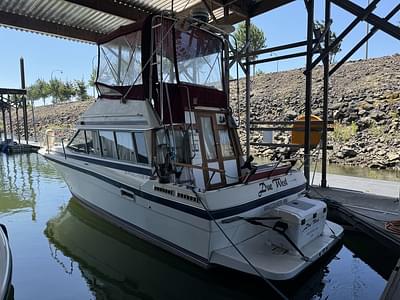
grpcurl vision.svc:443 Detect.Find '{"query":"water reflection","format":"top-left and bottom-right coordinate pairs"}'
top-left (0, 153), bottom-right (61, 219)
top-left (0, 154), bottom-right (396, 300)
top-left (44, 199), bottom-right (347, 299)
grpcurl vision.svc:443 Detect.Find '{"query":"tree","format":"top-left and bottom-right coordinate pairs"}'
top-left (59, 81), bottom-right (76, 102)
top-left (88, 68), bottom-right (97, 97)
top-left (88, 68), bottom-right (97, 87)
top-left (233, 22), bottom-right (266, 76)
top-left (314, 20), bottom-right (342, 63)
top-left (48, 78), bottom-right (63, 104)
top-left (27, 79), bottom-right (50, 105)
top-left (74, 79), bottom-right (89, 101)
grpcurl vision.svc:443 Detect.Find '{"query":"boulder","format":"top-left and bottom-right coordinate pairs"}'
top-left (341, 147), bottom-right (357, 158)
top-left (388, 153), bottom-right (400, 161)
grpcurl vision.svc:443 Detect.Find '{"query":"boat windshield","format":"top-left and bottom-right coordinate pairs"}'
top-left (154, 17), bottom-right (224, 91)
top-left (97, 30), bottom-right (142, 96)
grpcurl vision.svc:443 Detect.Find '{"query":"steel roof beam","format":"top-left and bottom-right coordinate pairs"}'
top-left (250, 0), bottom-right (294, 17)
top-left (0, 88), bottom-right (26, 95)
top-left (329, 3), bottom-right (400, 76)
top-left (331, 0), bottom-right (400, 41)
top-left (0, 10), bottom-right (102, 42)
top-left (64, 0), bottom-right (152, 21)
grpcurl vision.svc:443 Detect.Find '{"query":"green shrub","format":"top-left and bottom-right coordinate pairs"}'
top-left (332, 122), bottom-right (358, 142)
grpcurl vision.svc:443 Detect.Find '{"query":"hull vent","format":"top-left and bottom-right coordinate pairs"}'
top-left (154, 186), bottom-right (175, 196)
top-left (177, 192), bottom-right (198, 203)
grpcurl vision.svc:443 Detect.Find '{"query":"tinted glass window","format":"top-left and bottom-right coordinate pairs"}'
top-left (68, 130), bottom-right (86, 153)
top-left (115, 131), bottom-right (136, 162)
top-left (86, 130), bottom-right (101, 155)
top-left (99, 131), bottom-right (118, 159)
top-left (134, 132), bottom-right (148, 164)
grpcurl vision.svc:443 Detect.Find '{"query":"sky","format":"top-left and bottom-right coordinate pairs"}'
top-left (0, 0), bottom-right (399, 93)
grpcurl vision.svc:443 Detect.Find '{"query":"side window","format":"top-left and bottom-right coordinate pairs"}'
top-left (68, 130), bottom-right (87, 153)
top-left (86, 130), bottom-right (101, 155)
top-left (99, 131), bottom-right (118, 159)
top-left (115, 131), bottom-right (137, 162)
top-left (134, 132), bottom-right (149, 164)
top-left (218, 129), bottom-right (234, 158)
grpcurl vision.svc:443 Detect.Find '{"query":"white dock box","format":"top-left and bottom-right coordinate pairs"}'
top-left (268, 197), bottom-right (327, 249)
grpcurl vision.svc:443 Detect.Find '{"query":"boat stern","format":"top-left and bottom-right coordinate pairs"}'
top-left (210, 218), bottom-right (343, 280)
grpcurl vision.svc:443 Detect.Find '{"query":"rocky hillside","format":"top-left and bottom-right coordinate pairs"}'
top-left (4, 54), bottom-right (400, 170)
top-left (231, 54), bottom-right (400, 170)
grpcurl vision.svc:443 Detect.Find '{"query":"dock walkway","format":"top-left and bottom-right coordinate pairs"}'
top-left (309, 173), bottom-right (400, 299)
top-left (309, 173), bottom-right (400, 249)
top-left (381, 258), bottom-right (400, 300)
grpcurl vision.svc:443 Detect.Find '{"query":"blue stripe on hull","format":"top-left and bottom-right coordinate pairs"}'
top-left (45, 155), bottom-right (306, 220)
top-left (71, 193), bottom-right (210, 268)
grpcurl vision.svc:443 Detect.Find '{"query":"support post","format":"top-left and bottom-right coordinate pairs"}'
top-left (321, 0), bottom-right (331, 188)
top-left (1, 105), bottom-right (7, 141)
top-left (224, 6), bottom-right (230, 105)
top-left (245, 18), bottom-right (251, 158)
top-left (15, 100), bottom-right (21, 144)
top-left (7, 95), bottom-right (13, 142)
top-left (20, 57), bottom-right (28, 144)
top-left (31, 98), bottom-right (37, 142)
top-left (304, 0), bottom-right (314, 186)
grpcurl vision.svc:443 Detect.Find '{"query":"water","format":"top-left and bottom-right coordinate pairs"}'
top-left (0, 154), bottom-right (398, 300)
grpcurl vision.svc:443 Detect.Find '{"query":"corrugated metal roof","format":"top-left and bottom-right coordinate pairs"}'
top-left (0, 0), bottom-right (293, 42)
top-left (0, 0), bottom-right (134, 42)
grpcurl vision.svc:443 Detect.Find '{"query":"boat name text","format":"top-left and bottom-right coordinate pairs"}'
top-left (258, 177), bottom-right (288, 197)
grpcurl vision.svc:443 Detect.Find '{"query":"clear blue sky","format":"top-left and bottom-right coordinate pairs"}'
top-left (0, 0), bottom-right (399, 91)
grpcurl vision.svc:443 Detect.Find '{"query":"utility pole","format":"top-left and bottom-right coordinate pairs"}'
top-left (20, 57), bottom-right (29, 144)
top-left (365, 0), bottom-right (370, 59)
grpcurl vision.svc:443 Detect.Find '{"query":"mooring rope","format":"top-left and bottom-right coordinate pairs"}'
top-left (385, 220), bottom-right (400, 235)
top-left (190, 187), bottom-right (288, 300)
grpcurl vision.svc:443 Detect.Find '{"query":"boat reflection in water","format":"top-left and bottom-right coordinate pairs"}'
top-left (45, 198), bottom-right (341, 300)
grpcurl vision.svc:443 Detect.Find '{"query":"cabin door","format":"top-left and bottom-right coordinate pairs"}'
top-left (197, 112), bottom-right (239, 189)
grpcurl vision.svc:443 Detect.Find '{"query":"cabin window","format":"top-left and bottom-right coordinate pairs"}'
top-left (176, 28), bottom-right (223, 91)
top-left (99, 131), bottom-right (118, 159)
top-left (134, 132), bottom-right (149, 164)
top-left (218, 130), bottom-right (234, 158)
top-left (115, 131), bottom-right (137, 162)
top-left (155, 128), bottom-right (191, 164)
top-left (68, 130), bottom-right (87, 153)
top-left (98, 31), bottom-right (142, 89)
top-left (200, 117), bottom-right (217, 160)
top-left (86, 130), bottom-right (101, 155)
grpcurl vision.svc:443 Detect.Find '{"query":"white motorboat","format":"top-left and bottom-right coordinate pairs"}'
top-left (0, 224), bottom-right (12, 300)
top-left (41, 14), bottom-right (343, 281)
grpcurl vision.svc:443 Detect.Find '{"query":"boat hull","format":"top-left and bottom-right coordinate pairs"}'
top-left (43, 151), bottom-right (343, 280)
top-left (0, 224), bottom-right (12, 300)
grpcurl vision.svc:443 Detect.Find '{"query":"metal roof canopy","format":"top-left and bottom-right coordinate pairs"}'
top-left (0, 0), bottom-right (293, 43)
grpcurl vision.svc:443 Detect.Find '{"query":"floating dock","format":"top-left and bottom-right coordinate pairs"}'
top-left (381, 258), bottom-right (400, 300)
top-left (310, 173), bottom-right (399, 249)
top-left (0, 141), bottom-right (40, 154)
top-left (309, 173), bottom-right (400, 299)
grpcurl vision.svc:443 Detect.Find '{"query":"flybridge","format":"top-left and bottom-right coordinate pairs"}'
top-left (95, 15), bottom-right (227, 124)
